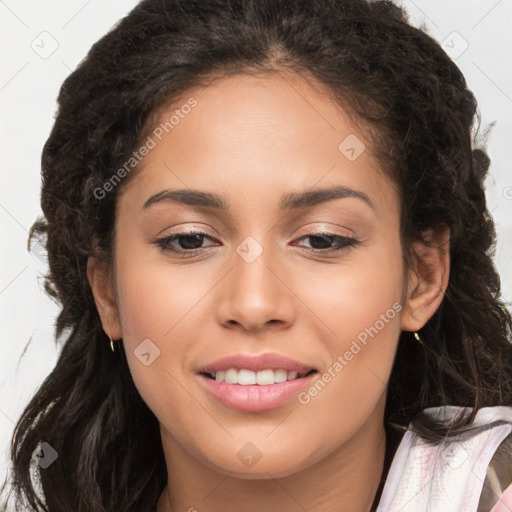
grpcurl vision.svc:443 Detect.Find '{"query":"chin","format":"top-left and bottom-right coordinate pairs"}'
top-left (198, 444), bottom-right (317, 480)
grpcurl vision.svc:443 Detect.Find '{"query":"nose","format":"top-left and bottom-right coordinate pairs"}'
top-left (215, 238), bottom-right (296, 333)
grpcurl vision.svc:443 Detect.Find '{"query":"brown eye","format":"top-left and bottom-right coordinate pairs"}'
top-left (155, 231), bottom-right (217, 253)
top-left (292, 232), bottom-right (359, 253)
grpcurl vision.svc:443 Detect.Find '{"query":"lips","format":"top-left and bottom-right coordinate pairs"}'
top-left (196, 353), bottom-right (318, 412)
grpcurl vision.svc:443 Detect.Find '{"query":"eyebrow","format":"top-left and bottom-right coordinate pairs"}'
top-left (141, 185), bottom-right (375, 212)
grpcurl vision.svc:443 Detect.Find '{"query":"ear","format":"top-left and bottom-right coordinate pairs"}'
top-left (87, 256), bottom-right (123, 340)
top-left (400, 225), bottom-right (450, 332)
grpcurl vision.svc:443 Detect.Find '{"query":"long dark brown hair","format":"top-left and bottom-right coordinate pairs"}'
top-left (6, 0), bottom-right (512, 510)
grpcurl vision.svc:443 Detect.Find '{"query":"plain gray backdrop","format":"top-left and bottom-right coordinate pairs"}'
top-left (1, 0), bottom-right (511, 507)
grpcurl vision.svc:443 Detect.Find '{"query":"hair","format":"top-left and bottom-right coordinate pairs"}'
top-left (6, 0), bottom-right (512, 510)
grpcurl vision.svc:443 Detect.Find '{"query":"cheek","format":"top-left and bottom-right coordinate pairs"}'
top-left (295, 236), bottom-right (404, 348)
top-left (112, 248), bottom-right (203, 404)
top-left (293, 239), bottom-right (404, 413)
top-left (116, 267), bottom-right (195, 342)
top-left (113, 230), bottom-right (215, 348)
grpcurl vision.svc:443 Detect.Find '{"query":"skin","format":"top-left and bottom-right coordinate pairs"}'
top-left (88, 70), bottom-right (450, 512)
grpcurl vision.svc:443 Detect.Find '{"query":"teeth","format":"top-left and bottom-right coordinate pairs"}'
top-left (211, 368), bottom-right (305, 385)
top-left (224, 369), bottom-right (238, 384)
top-left (274, 369), bottom-right (288, 383)
top-left (257, 369), bottom-right (277, 385)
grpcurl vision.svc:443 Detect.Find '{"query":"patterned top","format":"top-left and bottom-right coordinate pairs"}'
top-left (377, 406), bottom-right (512, 511)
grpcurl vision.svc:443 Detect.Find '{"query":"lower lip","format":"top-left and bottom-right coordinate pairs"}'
top-left (198, 372), bottom-right (317, 412)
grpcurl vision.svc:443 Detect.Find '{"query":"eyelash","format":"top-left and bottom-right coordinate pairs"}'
top-left (154, 230), bottom-right (359, 256)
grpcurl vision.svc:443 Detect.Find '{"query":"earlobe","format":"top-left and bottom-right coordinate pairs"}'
top-left (87, 256), bottom-right (123, 340)
top-left (400, 226), bottom-right (450, 332)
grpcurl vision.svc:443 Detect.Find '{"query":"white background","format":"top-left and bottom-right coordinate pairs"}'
top-left (1, 0), bottom-right (511, 507)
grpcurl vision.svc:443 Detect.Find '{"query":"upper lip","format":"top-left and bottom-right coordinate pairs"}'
top-left (197, 353), bottom-right (316, 374)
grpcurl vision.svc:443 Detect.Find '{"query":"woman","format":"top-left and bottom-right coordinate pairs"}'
top-left (8, 0), bottom-right (512, 510)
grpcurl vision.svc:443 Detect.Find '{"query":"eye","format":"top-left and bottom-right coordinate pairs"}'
top-left (154, 230), bottom-right (217, 254)
top-left (153, 229), bottom-right (359, 256)
top-left (291, 232), bottom-right (359, 253)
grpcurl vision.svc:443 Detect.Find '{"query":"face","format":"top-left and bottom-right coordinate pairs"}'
top-left (93, 71), bottom-right (411, 479)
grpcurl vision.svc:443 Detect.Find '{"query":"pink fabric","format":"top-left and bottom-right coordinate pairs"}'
top-left (490, 483), bottom-right (512, 512)
top-left (376, 406), bottom-right (512, 512)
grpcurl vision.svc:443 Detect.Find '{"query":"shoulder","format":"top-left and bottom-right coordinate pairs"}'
top-left (377, 406), bottom-right (512, 512)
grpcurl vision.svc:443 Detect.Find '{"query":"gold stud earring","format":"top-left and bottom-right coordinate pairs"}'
top-left (413, 331), bottom-right (423, 344)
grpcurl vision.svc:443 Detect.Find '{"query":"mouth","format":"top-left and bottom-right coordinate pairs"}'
top-left (196, 353), bottom-right (319, 411)
top-left (198, 369), bottom-right (319, 412)
top-left (200, 368), bottom-right (318, 385)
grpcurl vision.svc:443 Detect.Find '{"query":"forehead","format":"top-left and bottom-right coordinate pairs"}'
top-left (118, 71), bottom-right (398, 218)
